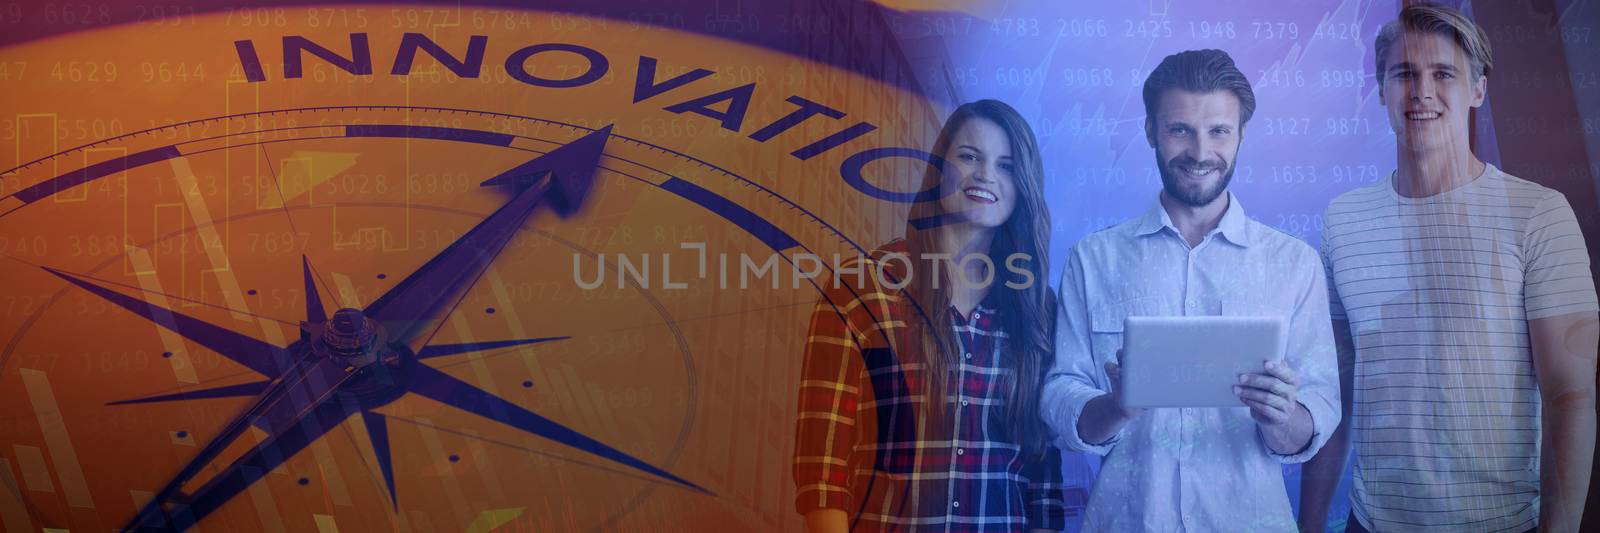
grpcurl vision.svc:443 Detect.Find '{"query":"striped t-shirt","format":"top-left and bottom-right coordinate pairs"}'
top-left (1321, 164), bottom-right (1598, 532)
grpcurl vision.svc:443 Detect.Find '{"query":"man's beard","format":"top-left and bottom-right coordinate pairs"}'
top-left (1158, 153), bottom-right (1235, 207)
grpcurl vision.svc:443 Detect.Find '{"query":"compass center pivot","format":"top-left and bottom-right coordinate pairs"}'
top-left (316, 308), bottom-right (388, 368)
top-left (311, 308), bottom-right (414, 408)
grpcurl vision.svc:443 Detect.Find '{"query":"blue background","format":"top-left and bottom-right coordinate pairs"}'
top-left (902, 0), bottom-right (1600, 530)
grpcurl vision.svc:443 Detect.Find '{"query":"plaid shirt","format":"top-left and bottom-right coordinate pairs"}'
top-left (794, 243), bottom-right (1067, 532)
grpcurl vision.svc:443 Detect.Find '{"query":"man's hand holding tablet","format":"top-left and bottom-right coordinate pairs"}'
top-left (1103, 354), bottom-right (1144, 421)
top-left (1115, 315), bottom-right (1315, 455)
top-left (1236, 359), bottom-right (1302, 425)
top-left (1236, 359), bottom-right (1315, 455)
top-left (1075, 350), bottom-right (1144, 446)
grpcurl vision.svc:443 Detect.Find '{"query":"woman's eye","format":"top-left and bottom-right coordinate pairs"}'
top-left (998, 162), bottom-right (1016, 173)
top-left (959, 153), bottom-right (978, 162)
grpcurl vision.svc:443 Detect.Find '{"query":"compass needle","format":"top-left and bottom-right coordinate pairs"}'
top-left (480, 124), bottom-right (609, 218)
top-left (351, 124), bottom-right (708, 497)
top-left (365, 125), bottom-right (611, 352)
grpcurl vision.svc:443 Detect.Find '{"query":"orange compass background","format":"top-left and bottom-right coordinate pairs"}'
top-left (0, 2), bottom-right (952, 531)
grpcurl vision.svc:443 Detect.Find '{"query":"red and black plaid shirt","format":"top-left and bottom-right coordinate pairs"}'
top-left (793, 243), bottom-right (1066, 532)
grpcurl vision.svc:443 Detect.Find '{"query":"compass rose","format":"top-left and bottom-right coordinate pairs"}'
top-left (37, 125), bottom-right (708, 531)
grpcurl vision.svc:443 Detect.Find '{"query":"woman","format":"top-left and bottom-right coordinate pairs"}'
top-left (793, 100), bottom-right (1064, 532)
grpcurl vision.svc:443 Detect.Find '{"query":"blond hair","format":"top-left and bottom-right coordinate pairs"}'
top-left (1375, 2), bottom-right (1493, 87)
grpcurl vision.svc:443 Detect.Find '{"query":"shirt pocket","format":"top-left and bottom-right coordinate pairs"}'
top-left (1089, 296), bottom-right (1163, 366)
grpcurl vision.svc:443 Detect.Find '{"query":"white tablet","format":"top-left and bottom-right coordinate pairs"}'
top-left (1120, 315), bottom-right (1287, 409)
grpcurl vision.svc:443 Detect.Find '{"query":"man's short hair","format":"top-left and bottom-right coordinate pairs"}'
top-left (1141, 49), bottom-right (1256, 127)
top-left (1374, 2), bottom-right (1493, 86)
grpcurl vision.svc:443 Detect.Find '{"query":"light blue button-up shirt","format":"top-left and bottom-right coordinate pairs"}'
top-left (1042, 193), bottom-right (1340, 532)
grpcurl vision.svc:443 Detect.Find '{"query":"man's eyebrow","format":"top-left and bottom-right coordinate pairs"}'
top-left (1431, 62), bottom-right (1458, 72)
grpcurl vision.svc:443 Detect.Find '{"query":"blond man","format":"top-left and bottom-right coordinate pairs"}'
top-left (1300, 4), bottom-right (1598, 532)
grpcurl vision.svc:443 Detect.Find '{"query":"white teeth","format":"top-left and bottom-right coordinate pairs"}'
top-left (1180, 166), bottom-right (1215, 177)
top-left (1407, 111), bottom-right (1440, 120)
top-left (964, 188), bottom-right (996, 201)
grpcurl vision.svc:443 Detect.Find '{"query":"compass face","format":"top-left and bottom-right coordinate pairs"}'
top-left (0, 5), bottom-right (942, 531)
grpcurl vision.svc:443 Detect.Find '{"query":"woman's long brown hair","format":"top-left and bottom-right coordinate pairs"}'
top-left (903, 99), bottom-right (1055, 459)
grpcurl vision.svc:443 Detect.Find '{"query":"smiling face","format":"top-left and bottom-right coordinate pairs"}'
top-left (1380, 31), bottom-right (1487, 154)
top-left (1147, 89), bottom-right (1243, 208)
top-left (938, 116), bottom-right (1019, 228)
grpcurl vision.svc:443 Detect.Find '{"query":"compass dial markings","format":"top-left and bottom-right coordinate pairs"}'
top-left (5, 146), bottom-right (181, 206)
top-left (345, 124), bottom-right (514, 148)
top-left (659, 177), bottom-right (799, 252)
top-left (3, 106), bottom-right (860, 260)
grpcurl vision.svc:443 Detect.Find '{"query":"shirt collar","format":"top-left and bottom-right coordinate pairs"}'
top-left (951, 291), bottom-right (1001, 326)
top-left (1133, 191), bottom-right (1253, 247)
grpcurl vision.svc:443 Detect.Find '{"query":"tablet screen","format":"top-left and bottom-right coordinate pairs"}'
top-left (1120, 315), bottom-right (1287, 408)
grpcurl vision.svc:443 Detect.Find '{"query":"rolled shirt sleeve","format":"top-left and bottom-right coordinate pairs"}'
top-left (1042, 247), bottom-right (1123, 455)
top-left (792, 297), bottom-right (866, 514)
top-left (1264, 246), bottom-right (1341, 464)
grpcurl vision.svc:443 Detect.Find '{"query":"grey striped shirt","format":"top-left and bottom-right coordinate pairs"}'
top-left (1321, 164), bottom-right (1597, 532)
